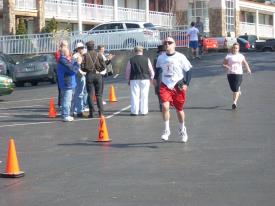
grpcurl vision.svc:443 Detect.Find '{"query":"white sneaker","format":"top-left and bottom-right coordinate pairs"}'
top-left (84, 107), bottom-right (89, 112)
top-left (103, 100), bottom-right (107, 105)
top-left (161, 130), bottom-right (170, 141)
top-left (63, 116), bottom-right (74, 122)
top-left (179, 127), bottom-right (188, 143)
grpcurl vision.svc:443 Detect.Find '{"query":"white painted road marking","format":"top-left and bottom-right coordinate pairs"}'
top-left (0, 98), bottom-right (53, 104)
top-left (0, 105), bottom-right (131, 128)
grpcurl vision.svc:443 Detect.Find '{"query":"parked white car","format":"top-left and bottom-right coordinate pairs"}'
top-left (78, 21), bottom-right (161, 50)
top-left (214, 37), bottom-right (237, 50)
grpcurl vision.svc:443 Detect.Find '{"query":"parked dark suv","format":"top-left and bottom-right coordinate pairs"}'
top-left (238, 34), bottom-right (257, 50)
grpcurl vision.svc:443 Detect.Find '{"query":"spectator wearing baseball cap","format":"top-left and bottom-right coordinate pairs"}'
top-left (72, 41), bottom-right (87, 118)
top-left (82, 40), bottom-right (107, 118)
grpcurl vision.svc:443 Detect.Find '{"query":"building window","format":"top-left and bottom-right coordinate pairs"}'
top-left (246, 12), bottom-right (254, 23)
top-left (188, 0), bottom-right (209, 33)
top-left (259, 14), bottom-right (272, 25)
top-left (225, 0), bottom-right (235, 32)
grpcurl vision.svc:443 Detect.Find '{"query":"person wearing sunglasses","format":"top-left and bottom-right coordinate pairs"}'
top-left (223, 43), bottom-right (251, 110)
top-left (156, 37), bottom-right (192, 143)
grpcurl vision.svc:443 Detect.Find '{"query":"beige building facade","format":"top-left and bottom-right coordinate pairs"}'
top-left (1, 0), bottom-right (275, 38)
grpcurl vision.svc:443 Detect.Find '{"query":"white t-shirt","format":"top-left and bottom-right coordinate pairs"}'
top-left (156, 52), bottom-right (192, 89)
top-left (225, 53), bottom-right (245, 75)
top-left (187, 27), bottom-right (199, 41)
top-left (100, 54), bottom-right (107, 75)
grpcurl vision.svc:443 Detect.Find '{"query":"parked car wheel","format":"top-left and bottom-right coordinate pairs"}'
top-left (50, 71), bottom-right (57, 84)
top-left (15, 81), bottom-right (24, 87)
top-left (31, 81), bottom-right (38, 86)
top-left (263, 47), bottom-right (272, 52)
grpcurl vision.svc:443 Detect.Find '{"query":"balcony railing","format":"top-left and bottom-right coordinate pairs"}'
top-left (0, 0), bottom-right (36, 10)
top-left (0, 29), bottom-right (189, 54)
top-left (15, 0), bottom-right (36, 10)
top-left (240, 22), bottom-right (274, 38)
top-left (45, 0), bottom-right (175, 27)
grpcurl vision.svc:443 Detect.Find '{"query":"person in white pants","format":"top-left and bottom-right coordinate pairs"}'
top-left (125, 46), bottom-right (154, 116)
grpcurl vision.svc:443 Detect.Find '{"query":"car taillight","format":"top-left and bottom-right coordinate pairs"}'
top-left (0, 63), bottom-right (4, 73)
top-left (0, 64), bottom-right (5, 71)
top-left (42, 63), bottom-right (49, 70)
top-left (245, 42), bottom-right (250, 49)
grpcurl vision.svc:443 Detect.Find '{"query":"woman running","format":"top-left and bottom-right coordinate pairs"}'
top-left (223, 43), bottom-right (252, 109)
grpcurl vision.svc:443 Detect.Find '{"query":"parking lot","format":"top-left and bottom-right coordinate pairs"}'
top-left (0, 52), bottom-right (275, 206)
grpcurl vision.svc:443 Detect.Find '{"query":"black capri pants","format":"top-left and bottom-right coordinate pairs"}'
top-left (227, 74), bottom-right (243, 92)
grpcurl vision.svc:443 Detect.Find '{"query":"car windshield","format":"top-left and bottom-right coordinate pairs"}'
top-left (143, 23), bottom-right (156, 30)
top-left (23, 56), bottom-right (47, 63)
top-left (238, 38), bottom-right (247, 43)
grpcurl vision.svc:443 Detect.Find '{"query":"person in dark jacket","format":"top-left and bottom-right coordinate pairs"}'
top-left (55, 40), bottom-right (69, 108)
top-left (57, 46), bottom-right (81, 122)
top-left (82, 41), bottom-right (107, 118)
top-left (125, 46), bottom-right (154, 116)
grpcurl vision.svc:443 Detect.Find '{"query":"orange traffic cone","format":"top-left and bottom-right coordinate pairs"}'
top-left (48, 97), bottom-right (57, 118)
top-left (95, 116), bottom-right (111, 142)
top-left (0, 138), bottom-right (25, 178)
top-left (109, 85), bottom-right (117, 102)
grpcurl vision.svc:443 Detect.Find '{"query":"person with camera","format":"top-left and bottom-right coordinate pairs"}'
top-left (83, 41), bottom-right (107, 118)
top-left (97, 45), bottom-right (115, 105)
top-left (156, 37), bottom-right (192, 143)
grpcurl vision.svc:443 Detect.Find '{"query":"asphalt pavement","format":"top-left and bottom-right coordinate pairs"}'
top-left (0, 52), bottom-right (274, 206)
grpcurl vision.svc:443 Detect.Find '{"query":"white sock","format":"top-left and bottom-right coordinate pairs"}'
top-left (164, 121), bottom-right (170, 131)
top-left (179, 122), bottom-right (185, 131)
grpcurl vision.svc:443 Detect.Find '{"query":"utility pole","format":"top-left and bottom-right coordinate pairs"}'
top-left (77, 0), bottom-right (82, 33)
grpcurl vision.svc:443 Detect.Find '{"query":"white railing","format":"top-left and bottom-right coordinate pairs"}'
top-left (240, 22), bottom-right (274, 38)
top-left (258, 24), bottom-right (273, 38)
top-left (45, 0), bottom-right (175, 27)
top-left (239, 22), bottom-right (255, 35)
top-left (0, 0), bottom-right (3, 9)
top-left (0, 29), bottom-right (189, 54)
top-left (15, 0), bottom-right (36, 10)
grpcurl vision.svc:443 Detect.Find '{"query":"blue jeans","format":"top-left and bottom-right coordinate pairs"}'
top-left (61, 88), bottom-right (74, 118)
top-left (73, 74), bottom-right (86, 114)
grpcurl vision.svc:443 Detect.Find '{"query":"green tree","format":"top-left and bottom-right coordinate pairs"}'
top-left (16, 17), bottom-right (27, 35)
top-left (42, 17), bottom-right (58, 33)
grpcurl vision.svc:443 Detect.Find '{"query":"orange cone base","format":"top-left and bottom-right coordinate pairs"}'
top-left (0, 171), bottom-right (25, 178)
top-left (94, 139), bottom-right (112, 143)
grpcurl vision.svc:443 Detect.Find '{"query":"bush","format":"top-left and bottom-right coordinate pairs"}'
top-left (16, 17), bottom-right (27, 35)
top-left (42, 17), bottom-right (58, 33)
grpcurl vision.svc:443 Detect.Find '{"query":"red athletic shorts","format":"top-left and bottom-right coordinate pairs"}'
top-left (159, 83), bottom-right (186, 111)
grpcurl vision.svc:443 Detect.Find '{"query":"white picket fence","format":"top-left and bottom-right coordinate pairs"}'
top-left (0, 29), bottom-right (189, 54)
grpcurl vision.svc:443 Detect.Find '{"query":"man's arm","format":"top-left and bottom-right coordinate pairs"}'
top-left (59, 56), bottom-right (79, 74)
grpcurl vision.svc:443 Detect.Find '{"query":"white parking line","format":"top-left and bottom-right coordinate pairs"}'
top-left (113, 74), bottom-right (119, 78)
top-left (0, 104), bottom-right (44, 110)
top-left (0, 105), bottom-right (131, 128)
top-left (106, 105), bottom-right (131, 119)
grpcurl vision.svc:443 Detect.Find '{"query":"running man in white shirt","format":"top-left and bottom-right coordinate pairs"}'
top-left (223, 43), bottom-right (251, 109)
top-left (156, 37), bottom-right (192, 142)
top-left (187, 22), bottom-right (200, 59)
